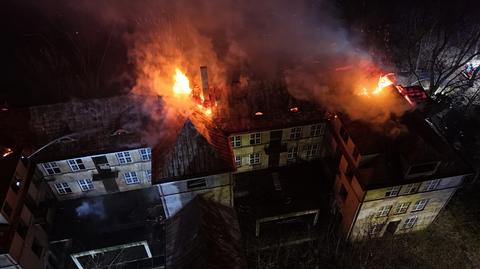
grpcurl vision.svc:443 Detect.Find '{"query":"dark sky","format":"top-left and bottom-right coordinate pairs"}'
top-left (1, 0), bottom-right (478, 107)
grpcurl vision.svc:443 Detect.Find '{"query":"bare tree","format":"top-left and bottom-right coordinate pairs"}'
top-left (399, 10), bottom-right (480, 96)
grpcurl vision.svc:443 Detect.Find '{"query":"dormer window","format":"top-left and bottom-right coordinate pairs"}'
top-left (407, 162), bottom-right (440, 177)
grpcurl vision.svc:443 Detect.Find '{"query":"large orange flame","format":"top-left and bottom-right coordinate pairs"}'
top-left (360, 73), bottom-right (395, 96)
top-left (172, 68), bottom-right (192, 96)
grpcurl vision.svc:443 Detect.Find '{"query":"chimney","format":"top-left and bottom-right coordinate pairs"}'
top-left (200, 66), bottom-right (210, 102)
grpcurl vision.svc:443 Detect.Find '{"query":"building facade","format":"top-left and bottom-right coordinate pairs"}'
top-left (35, 147), bottom-right (152, 201)
top-left (330, 113), bottom-right (472, 241)
top-left (229, 122), bottom-right (329, 173)
top-left (0, 149), bottom-right (52, 269)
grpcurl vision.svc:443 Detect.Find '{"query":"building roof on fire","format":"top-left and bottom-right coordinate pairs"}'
top-left (215, 81), bottom-right (327, 134)
top-left (153, 111), bottom-right (234, 183)
top-left (340, 110), bottom-right (472, 189)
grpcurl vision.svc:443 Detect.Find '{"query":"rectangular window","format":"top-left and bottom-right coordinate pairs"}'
top-left (310, 124), bottom-right (324, 137)
top-left (230, 136), bottom-right (242, 148)
top-left (424, 179), bottom-right (440, 191)
top-left (54, 182), bottom-right (72, 195)
top-left (42, 162), bottom-right (61, 175)
top-left (139, 148), bottom-right (152, 161)
top-left (145, 170), bottom-right (152, 182)
top-left (385, 186), bottom-right (401, 197)
top-left (305, 144), bottom-right (320, 157)
top-left (67, 159), bottom-right (86, 171)
top-left (187, 178), bottom-right (207, 189)
top-left (249, 153), bottom-right (261, 165)
top-left (405, 183), bottom-right (419, 194)
top-left (290, 127), bottom-right (302, 140)
top-left (412, 199), bottom-right (429, 211)
top-left (377, 205), bottom-right (392, 217)
top-left (124, 171), bottom-right (140, 185)
top-left (77, 179), bottom-right (94, 192)
top-left (408, 162), bottom-right (438, 175)
top-left (249, 133), bottom-right (261, 145)
top-left (116, 152), bottom-right (133, 164)
top-left (403, 216), bottom-right (418, 229)
top-left (339, 127), bottom-right (349, 143)
top-left (394, 202), bottom-right (410, 214)
top-left (287, 146), bottom-right (298, 163)
top-left (235, 156), bottom-right (242, 167)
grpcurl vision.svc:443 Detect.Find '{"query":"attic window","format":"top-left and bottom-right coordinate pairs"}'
top-left (187, 178), bottom-right (207, 189)
top-left (408, 162), bottom-right (439, 176)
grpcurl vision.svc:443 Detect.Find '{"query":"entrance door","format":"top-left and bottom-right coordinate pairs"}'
top-left (385, 220), bottom-right (401, 235)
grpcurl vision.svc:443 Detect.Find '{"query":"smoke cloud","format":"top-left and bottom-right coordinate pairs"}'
top-left (26, 0), bottom-right (410, 129)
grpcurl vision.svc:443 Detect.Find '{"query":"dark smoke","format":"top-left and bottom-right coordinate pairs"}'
top-left (22, 0), bottom-right (408, 126)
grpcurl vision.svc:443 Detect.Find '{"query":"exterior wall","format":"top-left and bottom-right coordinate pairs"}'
top-left (0, 158), bottom-right (50, 269)
top-left (158, 173), bottom-right (232, 218)
top-left (330, 116), bottom-right (467, 241)
top-left (36, 147), bottom-right (152, 200)
top-left (1, 159), bottom-right (29, 224)
top-left (349, 175), bottom-right (464, 240)
top-left (230, 122), bottom-right (328, 173)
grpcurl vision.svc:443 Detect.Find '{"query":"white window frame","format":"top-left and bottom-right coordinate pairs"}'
top-left (249, 133), bottom-right (261, 145)
top-left (235, 156), bottom-right (242, 167)
top-left (230, 136), bottom-right (242, 148)
top-left (305, 144), bottom-right (320, 157)
top-left (403, 215), bottom-right (418, 229)
top-left (424, 179), bottom-right (440, 191)
top-left (249, 153), bottom-right (260, 165)
top-left (412, 199), bottom-right (429, 211)
top-left (124, 171), bottom-right (140, 185)
top-left (42, 162), bottom-right (61, 175)
top-left (77, 179), bottom-right (94, 192)
top-left (287, 146), bottom-right (298, 162)
top-left (139, 148), bottom-right (151, 161)
top-left (116, 151), bottom-right (133, 164)
top-left (385, 186), bottom-right (401, 197)
top-left (145, 170), bottom-right (152, 182)
top-left (310, 124), bottom-right (324, 137)
top-left (54, 182), bottom-right (72, 195)
top-left (290, 127), bottom-right (302, 140)
top-left (394, 202), bottom-right (410, 214)
top-left (404, 183), bottom-right (419, 194)
top-left (67, 159), bottom-right (86, 171)
top-left (377, 205), bottom-right (392, 217)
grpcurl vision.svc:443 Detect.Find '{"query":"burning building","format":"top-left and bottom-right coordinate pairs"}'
top-left (330, 86), bottom-right (473, 240)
